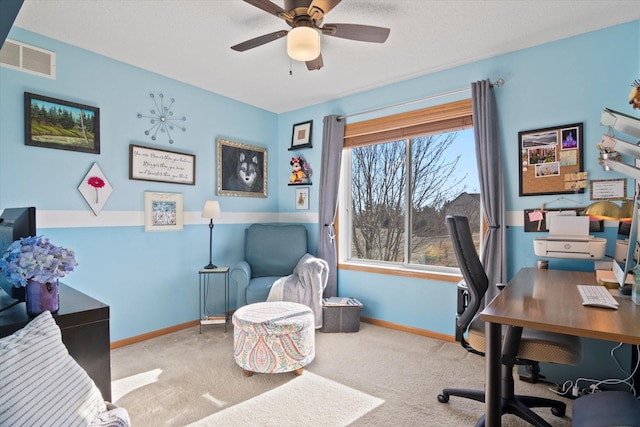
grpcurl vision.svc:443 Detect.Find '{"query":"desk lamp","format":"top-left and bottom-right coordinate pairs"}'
top-left (584, 200), bottom-right (634, 222)
top-left (201, 200), bottom-right (221, 269)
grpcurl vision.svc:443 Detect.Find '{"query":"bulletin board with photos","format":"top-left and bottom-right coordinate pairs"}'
top-left (519, 122), bottom-right (583, 196)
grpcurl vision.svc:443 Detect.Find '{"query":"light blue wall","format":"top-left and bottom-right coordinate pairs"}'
top-left (279, 21), bottom-right (640, 334)
top-left (0, 27), bottom-right (285, 339)
top-left (1, 22), bottom-right (639, 347)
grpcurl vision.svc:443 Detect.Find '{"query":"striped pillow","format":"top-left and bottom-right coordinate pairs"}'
top-left (0, 311), bottom-right (107, 426)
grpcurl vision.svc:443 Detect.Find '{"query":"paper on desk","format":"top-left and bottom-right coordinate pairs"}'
top-left (547, 214), bottom-right (588, 238)
top-left (596, 269), bottom-right (633, 285)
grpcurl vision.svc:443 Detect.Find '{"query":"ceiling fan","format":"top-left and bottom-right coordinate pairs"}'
top-left (231, 0), bottom-right (390, 71)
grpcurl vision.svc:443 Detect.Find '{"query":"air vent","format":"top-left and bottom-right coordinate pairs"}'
top-left (0, 39), bottom-right (55, 79)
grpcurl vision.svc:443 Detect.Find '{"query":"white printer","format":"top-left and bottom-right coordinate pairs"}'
top-left (533, 215), bottom-right (607, 259)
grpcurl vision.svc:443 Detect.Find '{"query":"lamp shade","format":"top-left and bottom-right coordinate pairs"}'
top-left (201, 200), bottom-right (221, 219)
top-left (584, 200), bottom-right (622, 221)
top-left (619, 200), bottom-right (636, 223)
top-left (287, 27), bottom-right (320, 62)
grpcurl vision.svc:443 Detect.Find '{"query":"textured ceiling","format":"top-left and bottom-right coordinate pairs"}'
top-left (12, 0), bottom-right (640, 113)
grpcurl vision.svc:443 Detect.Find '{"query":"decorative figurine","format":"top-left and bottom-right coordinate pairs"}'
top-left (630, 79), bottom-right (640, 110)
top-left (289, 156), bottom-right (311, 184)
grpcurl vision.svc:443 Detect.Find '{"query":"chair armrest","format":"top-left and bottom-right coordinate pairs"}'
top-left (231, 261), bottom-right (251, 307)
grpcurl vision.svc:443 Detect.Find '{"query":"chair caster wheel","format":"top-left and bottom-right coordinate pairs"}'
top-left (437, 393), bottom-right (449, 403)
top-left (551, 406), bottom-right (565, 417)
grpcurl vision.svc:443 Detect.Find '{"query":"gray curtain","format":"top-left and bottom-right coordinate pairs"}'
top-left (471, 79), bottom-right (505, 303)
top-left (317, 115), bottom-right (345, 297)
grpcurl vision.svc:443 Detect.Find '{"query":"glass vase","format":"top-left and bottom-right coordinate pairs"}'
top-left (25, 279), bottom-right (59, 317)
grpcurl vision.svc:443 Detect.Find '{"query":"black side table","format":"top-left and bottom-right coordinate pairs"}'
top-left (198, 267), bottom-right (230, 333)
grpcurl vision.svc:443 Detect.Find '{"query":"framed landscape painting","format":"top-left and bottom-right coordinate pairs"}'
top-left (24, 92), bottom-right (100, 154)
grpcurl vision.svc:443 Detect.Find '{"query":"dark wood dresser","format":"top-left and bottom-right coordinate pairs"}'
top-left (0, 283), bottom-right (111, 401)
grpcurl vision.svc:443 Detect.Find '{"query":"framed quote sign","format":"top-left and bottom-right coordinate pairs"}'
top-left (129, 144), bottom-right (195, 185)
top-left (518, 122), bottom-right (583, 196)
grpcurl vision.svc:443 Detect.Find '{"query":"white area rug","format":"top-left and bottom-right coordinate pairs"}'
top-left (185, 371), bottom-right (384, 427)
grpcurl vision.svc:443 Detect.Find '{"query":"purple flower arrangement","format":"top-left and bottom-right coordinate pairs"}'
top-left (0, 236), bottom-right (77, 287)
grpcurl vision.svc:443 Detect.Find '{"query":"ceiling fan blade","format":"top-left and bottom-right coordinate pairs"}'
top-left (307, 0), bottom-right (341, 20)
top-left (231, 30), bottom-right (288, 52)
top-left (322, 23), bottom-right (390, 43)
top-left (306, 53), bottom-right (324, 71)
top-left (244, 0), bottom-right (293, 21)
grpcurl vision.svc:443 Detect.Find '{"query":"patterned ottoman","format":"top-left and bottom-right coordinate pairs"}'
top-left (233, 301), bottom-right (315, 376)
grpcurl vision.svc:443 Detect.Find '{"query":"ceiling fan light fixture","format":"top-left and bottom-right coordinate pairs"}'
top-left (287, 26), bottom-right (320, 62)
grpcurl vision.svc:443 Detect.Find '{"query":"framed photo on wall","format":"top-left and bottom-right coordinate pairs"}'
top-left (144, 192), bottom-right (183, 232)
top-left (289, 120), bottom-right (312, 150)
top-left (295, 187), bottom-right (309, 210)
top-left (24, 92), bottom-right (100, 154)
top-left (217, 137), bottom-right (267, 198)
top-left (518, 122), bottom-right (583, 196)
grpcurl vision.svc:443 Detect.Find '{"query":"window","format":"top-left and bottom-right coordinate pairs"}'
top-left (339, 99), bottom-right (481, 274)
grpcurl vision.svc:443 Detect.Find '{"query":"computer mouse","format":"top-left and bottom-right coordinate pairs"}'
top-left (619, 285), bottom-right (632, 296)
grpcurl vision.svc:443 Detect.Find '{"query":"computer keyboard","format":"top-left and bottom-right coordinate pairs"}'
top-left (577, 285), bottom-right (619, 309)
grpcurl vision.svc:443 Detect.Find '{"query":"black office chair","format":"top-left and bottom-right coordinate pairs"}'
top-left (437, 215), bottom-right (582, 427)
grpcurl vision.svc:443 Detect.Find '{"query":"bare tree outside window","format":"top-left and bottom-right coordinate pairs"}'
top-left (349, 129), bottom-right (480, 268)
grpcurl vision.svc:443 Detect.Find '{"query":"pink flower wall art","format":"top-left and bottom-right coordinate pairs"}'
top-left (78, 163), bottom-right (112, 215)
top-left (87, 176), bottom-right (105, 203)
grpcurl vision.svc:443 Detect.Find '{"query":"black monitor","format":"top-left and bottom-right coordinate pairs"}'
top-left (0, 207), bottom-right (37, 304)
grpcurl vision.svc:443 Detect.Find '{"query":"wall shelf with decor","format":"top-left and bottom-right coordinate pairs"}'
top-left (598, 108), bottom-right (640, 181)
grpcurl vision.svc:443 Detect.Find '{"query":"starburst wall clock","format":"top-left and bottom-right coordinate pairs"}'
top-left (137, 92), bottom-right (186, 144)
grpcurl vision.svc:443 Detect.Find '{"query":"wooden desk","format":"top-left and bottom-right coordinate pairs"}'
top-left (480, 268), bottom-right (640, 427)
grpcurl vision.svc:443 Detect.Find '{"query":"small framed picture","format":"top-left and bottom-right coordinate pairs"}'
top-left (144, 192), bottom-right (183, 232)
top-left (295, 187), bottom-right (309, 210)
top-left (24, 92), bottom-right (100, 154)
top-left (289, 120), bottom-right (313, 150)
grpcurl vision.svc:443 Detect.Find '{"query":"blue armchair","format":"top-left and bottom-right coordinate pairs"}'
top-left (231, 224), bottom-right (312, 306)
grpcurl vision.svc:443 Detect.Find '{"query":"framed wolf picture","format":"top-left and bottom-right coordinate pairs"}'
top-left (217, 137), bottom-right (267, 197)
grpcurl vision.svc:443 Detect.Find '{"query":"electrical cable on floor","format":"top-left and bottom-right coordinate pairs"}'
top-left (550, 344), bottom-right (640, 398)
top-left (571, 342), bottom-right (639, 397)
top-left (549, 380), bottom-right (574, 397)
top-left (609, 342), bottom-right (627, 373)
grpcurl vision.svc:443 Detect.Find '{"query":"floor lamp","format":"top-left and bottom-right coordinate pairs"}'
top-left (202, 200), bottom-right (221, 269)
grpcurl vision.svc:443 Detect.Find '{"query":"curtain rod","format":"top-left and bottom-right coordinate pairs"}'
top-left (339, 78), bottom-right (505, 121)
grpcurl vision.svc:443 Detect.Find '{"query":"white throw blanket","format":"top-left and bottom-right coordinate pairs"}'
top-left (267, 253), bottom-right (329, 328)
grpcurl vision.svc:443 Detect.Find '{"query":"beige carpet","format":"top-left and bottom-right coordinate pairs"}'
top-left (184, 372), bottom-right (384, 426)
top-left (110, 323), bottom-right (572, 426)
